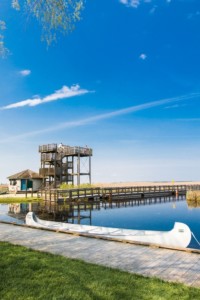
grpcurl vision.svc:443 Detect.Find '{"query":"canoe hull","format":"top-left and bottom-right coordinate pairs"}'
top-left (25, 212), bottom-right (191, 248)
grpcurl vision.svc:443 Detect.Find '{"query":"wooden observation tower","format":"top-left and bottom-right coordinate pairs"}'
top-left (39, 144), bottom-right (92, 188)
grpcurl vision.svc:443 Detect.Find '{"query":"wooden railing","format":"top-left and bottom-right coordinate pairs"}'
top-left (39, 144), bottom-right (92, 157)
top-left (39, 184), bottom-right (200, 203)
top-left (0, 187), bottom-right (8, 195)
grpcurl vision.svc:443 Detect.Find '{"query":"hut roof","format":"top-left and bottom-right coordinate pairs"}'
top-left (8, 169), bottom-right (43, 180)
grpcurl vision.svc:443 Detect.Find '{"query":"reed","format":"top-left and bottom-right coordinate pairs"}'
top-left (186, 191), bottom-right (200, 207)
top-left (59, 183), bottom-right (97, 189)
top-left (187, 190), bottom-right (200, 201)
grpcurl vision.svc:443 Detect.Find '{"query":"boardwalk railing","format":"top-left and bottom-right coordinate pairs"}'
top-left (38, 184), bottom-right (200, 203)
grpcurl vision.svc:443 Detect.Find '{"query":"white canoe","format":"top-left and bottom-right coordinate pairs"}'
top-left (26, 212), bottom-right (192, 248)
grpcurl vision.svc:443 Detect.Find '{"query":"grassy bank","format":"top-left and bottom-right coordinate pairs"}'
top-left (0, 242), bottom-right (199, 300)
top-left (0, 197), bottom-right (42, 203)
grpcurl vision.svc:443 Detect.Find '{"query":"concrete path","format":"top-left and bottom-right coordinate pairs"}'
top-left (0, 223), bottom-right (200, 288)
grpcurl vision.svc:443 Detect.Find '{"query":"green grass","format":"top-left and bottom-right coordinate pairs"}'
top-left (0, 242), bottom-right (199, 300)
top-left (0, 197), bottom-right (42, 203)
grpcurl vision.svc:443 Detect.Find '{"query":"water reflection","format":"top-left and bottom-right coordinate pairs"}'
top-left (186, 199), bottom-right (200, 208)
top-left (2, 195), bottom-right (185, 225)
top-left (1, 195), bottom-right (200, 249)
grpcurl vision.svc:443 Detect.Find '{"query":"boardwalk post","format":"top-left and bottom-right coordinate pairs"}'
top-left (69, 190), bottom-right (72, 201)
top-left (89, 154), bottom-right (92, 184)
top-left (77, 149), bottom-right (80, 186)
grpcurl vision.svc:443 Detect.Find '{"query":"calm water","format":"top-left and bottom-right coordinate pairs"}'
top-left (0, 196), bottom-right (200, 249)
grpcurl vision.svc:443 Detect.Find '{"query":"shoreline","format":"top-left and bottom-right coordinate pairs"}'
top-left (94, 181), bottom-right (200, 188)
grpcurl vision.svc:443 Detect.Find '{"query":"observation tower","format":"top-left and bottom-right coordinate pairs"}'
top-left (39, 143), bottom-right (92, 188)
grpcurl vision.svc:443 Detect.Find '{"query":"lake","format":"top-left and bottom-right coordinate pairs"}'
top-left (0, 195), bottom-right (200, 249)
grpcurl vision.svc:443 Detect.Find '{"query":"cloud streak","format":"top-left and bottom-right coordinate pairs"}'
top-left (120, 0), bottom-right (172, 9)
top-left (177, 118), bottom-right (200, 122)
top-left (19, 69), bottom-right (31, 76)
top-left (119, 0), bottom-right (141, 8)
top-left (0, 93), bottom-right (199, 143)
top-left (139, 53), bottom-right (147, 60)
top-left (1, 85), bottom-right (90, 110)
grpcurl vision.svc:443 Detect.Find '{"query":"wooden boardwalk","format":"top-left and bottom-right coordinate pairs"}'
top-left (40, 184), bottom-right (200, 203)
top-left (0, 222), bottom-right (200, 288)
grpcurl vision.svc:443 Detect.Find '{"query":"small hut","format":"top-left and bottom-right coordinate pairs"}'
top-left (8, 169), bottom-right (43, 193)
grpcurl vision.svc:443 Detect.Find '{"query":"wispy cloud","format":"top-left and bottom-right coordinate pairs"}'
top-left (119, 0), bottom-right (141, 8)
top-left (177, 118), bottom-right (200, 122)
top-left (0, 93), bottom-right (199, 143)
top-left (120, 0), bottom-right (172, 9)
top-left (139, 53), bottom-right (147, 60)
top-left (19, 69), bottom-right (31, 76)
top-left (149, 5), bottom-right (157, 14)
top-left (1, 85), bottom-right (90, 110)
top-left (164, 104), bottom-right (180, 109)
top-left (164, 104), bottom-right (187, 109)
top-left (187, 11), bottom-right (200, 20)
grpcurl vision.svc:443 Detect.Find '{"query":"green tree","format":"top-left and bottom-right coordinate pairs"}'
top-left (0, 0), bottom-right (84, 57)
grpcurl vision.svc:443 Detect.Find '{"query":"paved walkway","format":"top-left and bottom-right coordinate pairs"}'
top-left (0, 223), bottom-right (200, 288)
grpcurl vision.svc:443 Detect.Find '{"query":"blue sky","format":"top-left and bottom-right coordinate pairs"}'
top-left (0, 0), bottom-right (200, 183)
